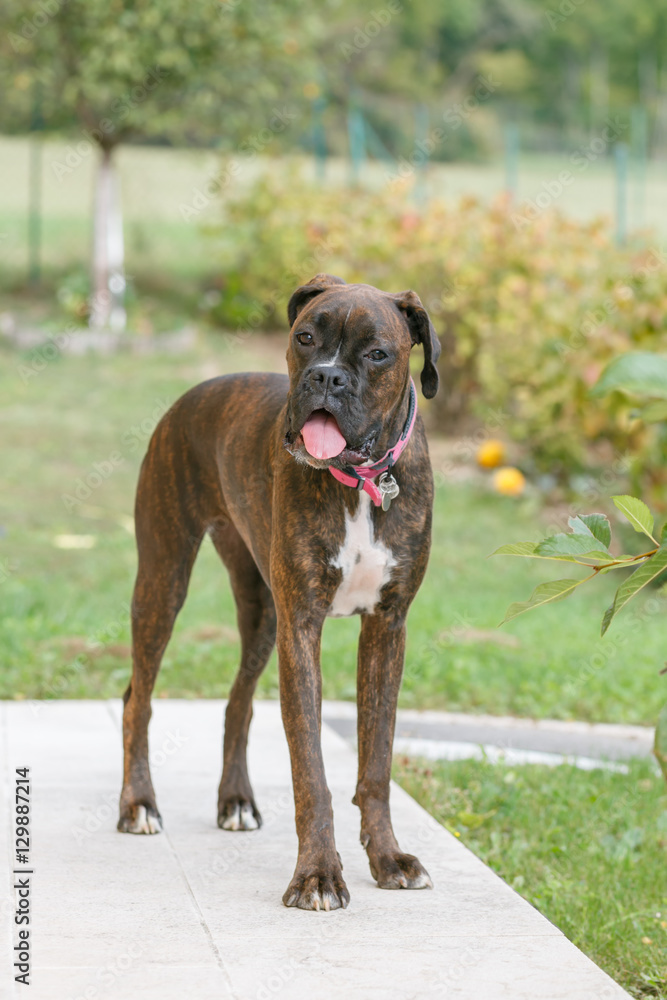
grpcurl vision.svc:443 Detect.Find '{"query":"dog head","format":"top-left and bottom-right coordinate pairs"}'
top-left (283, 274), bottom-right (441, 469)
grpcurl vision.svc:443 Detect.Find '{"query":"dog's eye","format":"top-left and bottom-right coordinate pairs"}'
top-left (367, 349), bottom-right (387, 361)
top-left (296, 332), bottom-right (313, 346)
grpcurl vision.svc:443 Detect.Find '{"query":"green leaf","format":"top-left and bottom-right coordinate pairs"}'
top-left (491, 542), bottom-right (537, 557)
top-left (456, 809), bottom-right (497, 829)
top-left (541, 551), bottom-right (617, 565)
top-left (492, 537), bottom-right (614, 566)
top-left (611, 495), bottom-right (655, 540)
top-left (637, 400), bottom-right (667, 423)
top-left (595, 557), bottom-right (644, 573)
top-left (592, 352), bottom-right (667, 400)
top-left (501, 579), bottom-right (584, 625)
top-left (601, 545), bottom-right (667, 635)
top-left (536, 533), bottom-right (608, 557)
top-left (568, 515), bottom-right (594, 537)
top-left (570, 513), bottom-right (612, 549)
top-left (601, 603), bottom-right (616, 635)
top-left (557, 551), bottom-right (619, 564)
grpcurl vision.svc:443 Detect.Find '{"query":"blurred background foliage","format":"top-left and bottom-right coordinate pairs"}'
top-left (208, 176), bottom-right (667, 502)
top-left (2, 0), bottom-right (667, 499)
top-left (3, 0), bottom-right (667, 156)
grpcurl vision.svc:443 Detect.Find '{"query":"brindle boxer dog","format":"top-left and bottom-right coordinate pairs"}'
top-left (118, 273), bottom-right (441, 911)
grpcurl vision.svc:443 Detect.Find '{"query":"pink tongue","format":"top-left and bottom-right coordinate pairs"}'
top-left (301, 411), bottom-right (347, 460)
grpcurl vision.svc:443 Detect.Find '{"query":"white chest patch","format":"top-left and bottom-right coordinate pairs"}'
top-left (328, 492), bottom-right (397, 618)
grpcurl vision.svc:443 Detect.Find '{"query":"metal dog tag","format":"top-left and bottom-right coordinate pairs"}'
top-left (378, 473), bottom-right (400, 511)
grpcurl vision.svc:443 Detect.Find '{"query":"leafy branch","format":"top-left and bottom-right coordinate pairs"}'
top-left (494, 351), bottom-right (667, 783)
top-left (492, 496), bottom-right (666, 636)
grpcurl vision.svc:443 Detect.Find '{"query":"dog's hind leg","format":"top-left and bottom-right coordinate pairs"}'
top-left (118, 446), bottom-right (205, 835)
top-left (210, 524), bottom-right (276, 831)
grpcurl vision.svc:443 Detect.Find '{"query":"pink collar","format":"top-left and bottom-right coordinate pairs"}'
top-left (328, 378), bottom-right (417, 508)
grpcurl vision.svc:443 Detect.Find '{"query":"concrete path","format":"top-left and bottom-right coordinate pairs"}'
top-left (1, 700), bottom-right (630, 1000)
top-left (323, 700), bottom-right (654, 769)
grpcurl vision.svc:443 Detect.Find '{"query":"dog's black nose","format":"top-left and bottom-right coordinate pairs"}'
top-left (306, 366), bottom-right (349, 395)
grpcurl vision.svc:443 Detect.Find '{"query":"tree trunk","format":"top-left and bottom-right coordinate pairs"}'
top-left (90, 144), bottom-right (126, 331)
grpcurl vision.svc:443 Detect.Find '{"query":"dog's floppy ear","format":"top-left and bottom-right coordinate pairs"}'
top-left (287, 274), bottom-right (346, 327)
top-left (390, 290), bottom-right (441, 399)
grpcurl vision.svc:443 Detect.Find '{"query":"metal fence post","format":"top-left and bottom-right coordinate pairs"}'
top-left (504, 123), bottom-right (519, 199)
top-left (615, 142), bottom-right (629, 245)
top-left (312, 96), bottom-right (327, 182)
top-left (631, 105), bottom-right (647, 232)
top-left (414, 103), bottom-right (429, 205)
top-left (28, 84), bottom-right (44, 286)
top-left (347, 102), bottom-right (366, 185)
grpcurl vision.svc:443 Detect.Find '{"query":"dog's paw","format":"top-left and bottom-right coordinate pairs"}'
top-left (369, 851), bottom-right (433, 890)
top-left (117, 803), bottom-right (163, 835)
top-left (283, 866), bottom-right (349, 911)
top-left (218, 796), bottom-right (262, 831)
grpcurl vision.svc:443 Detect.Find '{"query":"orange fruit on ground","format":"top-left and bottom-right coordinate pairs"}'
top-left (477, 439), bottom-right (506, 469)
top-left (493, 467), bottom-right (526, 497)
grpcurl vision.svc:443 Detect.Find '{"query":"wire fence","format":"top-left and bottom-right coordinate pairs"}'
top-left (0, 98), bottom-right (660, 288)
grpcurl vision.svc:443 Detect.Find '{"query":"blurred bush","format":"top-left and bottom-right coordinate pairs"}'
top-left (56, 270), bottom-right (91, 322)
top-left (207, 172), bottom-right (667, 499)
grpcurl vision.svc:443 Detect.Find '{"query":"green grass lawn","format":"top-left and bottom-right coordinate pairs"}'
top-left (1, 333), bottom-right (666, 722)
top-left (395, 755), bottom-right (667, 999)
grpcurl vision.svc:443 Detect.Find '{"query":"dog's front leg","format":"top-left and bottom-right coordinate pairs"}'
top-left (355, 610), bottom-right (433, 890)
top-left (277, 612), bottom-right (349, 911)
